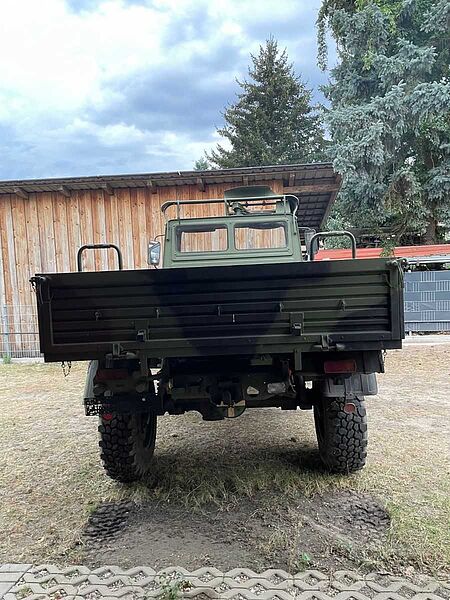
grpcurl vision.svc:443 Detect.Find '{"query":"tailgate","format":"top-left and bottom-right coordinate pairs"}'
top-left (32, 258), bottom-right (404, 361)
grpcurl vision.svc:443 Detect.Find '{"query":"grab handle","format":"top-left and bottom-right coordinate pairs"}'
top-left (77, 244), bottom-right (123, 271)
top-left (308, 231), bottom-right (357, 261)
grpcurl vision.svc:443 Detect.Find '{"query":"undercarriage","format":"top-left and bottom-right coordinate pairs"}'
top-left (85, 350), bottom-right (376, 481)
top-left (84, 350), bottom-right (381, 420)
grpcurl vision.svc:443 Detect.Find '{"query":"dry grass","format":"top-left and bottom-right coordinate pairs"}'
top-left (0, 346), bottom-right (449, 572)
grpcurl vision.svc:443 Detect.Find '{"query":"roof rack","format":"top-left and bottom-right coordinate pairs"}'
top-left (161, 185), bottom-right (299, 221)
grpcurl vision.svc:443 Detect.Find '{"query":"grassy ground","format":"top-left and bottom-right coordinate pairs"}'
top-left (0, 346), bottom-right (449, 573)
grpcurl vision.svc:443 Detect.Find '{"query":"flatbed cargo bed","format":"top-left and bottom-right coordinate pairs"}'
top-left (32, 258), bottom-right (404, 362)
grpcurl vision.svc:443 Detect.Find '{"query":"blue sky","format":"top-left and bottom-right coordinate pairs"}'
top-left (0, 0), bottom-right (333, 180)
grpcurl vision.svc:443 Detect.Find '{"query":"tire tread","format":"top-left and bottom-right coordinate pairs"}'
top-left (314, 396), bottom-right (368, 474)
top-left (98, 412), bottom-right (156, 483)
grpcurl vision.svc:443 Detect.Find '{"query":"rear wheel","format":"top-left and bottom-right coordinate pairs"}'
top-left (313, 395), bottom-right (367, 473)
top-left (98, 411), bottom-right (157, 483)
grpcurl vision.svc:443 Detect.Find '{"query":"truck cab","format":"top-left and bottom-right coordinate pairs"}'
top-left (158, 187), bottom-right (303, 268)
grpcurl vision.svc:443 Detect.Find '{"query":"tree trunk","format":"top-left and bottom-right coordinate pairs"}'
top-left (424, 217), bottom-right (438, 244)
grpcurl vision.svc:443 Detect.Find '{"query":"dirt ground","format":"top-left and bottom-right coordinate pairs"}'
top-left (0, 346), bottom-right (449, 576)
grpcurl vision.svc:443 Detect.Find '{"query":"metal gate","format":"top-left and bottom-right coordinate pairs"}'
top-left (404, 271), bottom-right (450, 333)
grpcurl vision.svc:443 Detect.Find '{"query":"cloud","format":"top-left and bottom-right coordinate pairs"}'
top-left (0, 0), bottom-right (330, 179)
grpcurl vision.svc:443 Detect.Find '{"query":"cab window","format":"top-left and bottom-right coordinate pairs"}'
top-left (176, 225), bottom-right (228, 253)
top-left (234, 222), bottom-right (287, 250)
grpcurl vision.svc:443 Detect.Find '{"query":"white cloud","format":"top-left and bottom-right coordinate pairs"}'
top-left (58, 117), bottom-right (145, 144)
top-left (0, 0), bottom-right (326, 178)
top-left (0, 0), bottom-right (167, 116)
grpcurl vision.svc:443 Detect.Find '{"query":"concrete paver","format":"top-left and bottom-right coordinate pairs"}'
top-left (1, 565), bottom-right (449, 600)
top-left (0, 565), bottom-right (32, 599)
top-left (0, 566), bottom-right (32, 574)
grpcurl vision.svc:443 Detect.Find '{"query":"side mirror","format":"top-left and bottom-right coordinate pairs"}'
top-left (148, 240), bottom-right (161, 266)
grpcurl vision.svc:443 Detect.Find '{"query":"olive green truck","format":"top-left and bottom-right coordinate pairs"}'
top-left (31, 186), bottom-right (405, 482)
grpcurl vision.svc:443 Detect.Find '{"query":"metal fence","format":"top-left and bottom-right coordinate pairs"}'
top-left (0, 304), bottom-right (41, 359)
top-left (404, 270), bottom-right (450, 333)
top-left (0, 270), bottom-right (449, 359)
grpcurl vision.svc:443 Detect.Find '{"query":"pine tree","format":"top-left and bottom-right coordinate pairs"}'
top-left (193, 157), bottom-right (210, 170)
top-left (207, 38), bottom-right (326, 168)
top-left (318, 0), bottom-right (450, 243)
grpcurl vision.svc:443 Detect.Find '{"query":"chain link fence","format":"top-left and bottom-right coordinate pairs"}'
top-left (0, 304), bottom-right (41, 359)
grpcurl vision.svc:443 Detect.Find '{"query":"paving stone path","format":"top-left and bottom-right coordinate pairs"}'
top-left (1, 564), bottom-right (449, 600)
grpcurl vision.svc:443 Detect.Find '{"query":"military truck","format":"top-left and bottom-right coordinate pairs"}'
top-left (31, 186), bottom-right (404, 482)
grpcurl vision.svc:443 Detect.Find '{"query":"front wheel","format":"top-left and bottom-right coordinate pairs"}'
top-left (313, 395), bottom-right (367, 473)
top-left (98, 411), bottom-right (157, 483)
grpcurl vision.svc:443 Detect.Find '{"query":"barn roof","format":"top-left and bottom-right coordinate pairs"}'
top-left (0, 163), bottom-right (340, 230)
top-left (317, 244), bottom-right (450, 263)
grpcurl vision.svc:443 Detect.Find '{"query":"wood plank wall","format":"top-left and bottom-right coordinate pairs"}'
top-left (0, 180), bottom-right (284, 350)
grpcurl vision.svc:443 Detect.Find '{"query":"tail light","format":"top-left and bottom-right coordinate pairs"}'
top-left (324, 359), bottom-right (357, 374)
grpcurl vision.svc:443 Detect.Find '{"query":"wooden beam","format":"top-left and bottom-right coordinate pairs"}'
top-left (196, 177), bottom-right (205, 192)
top-left (243, 175), bottom-right (249, 186)
top-left (147, 179), bottom-right (158, 194)
top-left (320, 174), bottom-right (342, 227)
top-left (58, 185), bottom-right (71, 198)
top-left (13, 187), bottom-right (28, 199)
top-left (101, 183), bottom-right (114, 196)
top-left (289, 172), bottom-right (295, 187)
top-left (283, 183), bottom-right (339, 194)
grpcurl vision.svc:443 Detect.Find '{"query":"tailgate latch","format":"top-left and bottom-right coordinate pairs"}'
top-left (290, 312), bottom-right (304, 336)
top-left (313, 335), bottom-right (346, 351)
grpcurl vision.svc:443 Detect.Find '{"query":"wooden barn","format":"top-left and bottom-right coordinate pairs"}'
top-left (0, 163), bottom-right (340, 356)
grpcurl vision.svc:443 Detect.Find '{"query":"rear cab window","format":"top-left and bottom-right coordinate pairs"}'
top-left (176, 224), bottom-right (228, 253)
top-left (234, 221), bottom-right (287, 250)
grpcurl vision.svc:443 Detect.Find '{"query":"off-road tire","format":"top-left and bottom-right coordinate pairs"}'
top-left (313, 395), bottom-right (367, 474)
top-left (98, 412), bottom-right (157, 483)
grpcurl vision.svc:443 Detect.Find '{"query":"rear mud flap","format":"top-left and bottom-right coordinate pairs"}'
top-left (321, 373), bottom-right (378, 398)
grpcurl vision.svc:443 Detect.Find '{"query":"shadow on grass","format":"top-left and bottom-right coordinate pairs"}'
top-left (119, 442), bottom-right (356, 508)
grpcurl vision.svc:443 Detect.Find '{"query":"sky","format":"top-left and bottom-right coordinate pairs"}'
top-left (0, 0), bottom-right (333, 180)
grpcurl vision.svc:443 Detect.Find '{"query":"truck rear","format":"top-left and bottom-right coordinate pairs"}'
top-left (31, 186), bottom-right (405, 481)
